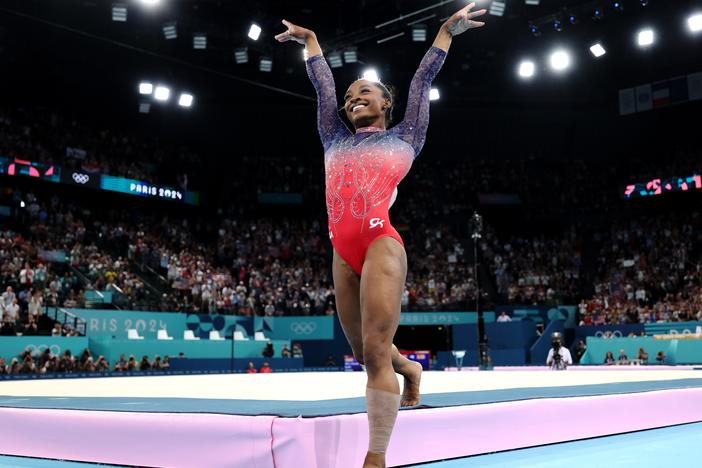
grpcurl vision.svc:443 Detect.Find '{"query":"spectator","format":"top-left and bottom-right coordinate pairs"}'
top-left (496, 311), bottom-right (512, 323)
top-left (113, 354), bottom-right (127, 372)
top-left (1, 287), bottom-right (16, 311)
top-left (656, 351), bottom-right (666, 365)
top-left (262, 341), bottom-right (274, 358)
top-left (617, 349), bottom-right (629, 365)
top-left (574, 340), bottom-right (587, 364)
top-left (637, 347), bottom-right (649, 364)
top-left (281, 344), bottom-right (291, 358)
top-left (246, 361), bottom-right (257, 374)
top-left (292, 343), bottom-right (303, 359)
top-left (5, 298), bottom-right (20, 321)
top-left (604, 351), bottom-right (615, 365)
top-left (139, 355), bottom-right (151, 371)
top-left (259, 362), bottom-right (272, 373)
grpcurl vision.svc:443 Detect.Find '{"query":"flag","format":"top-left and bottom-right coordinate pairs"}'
top-left (635, 84), bottom-right (652, 112)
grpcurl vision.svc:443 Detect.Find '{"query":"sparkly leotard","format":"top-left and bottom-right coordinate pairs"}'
top-left (306, 47), bottom-right (446, 275)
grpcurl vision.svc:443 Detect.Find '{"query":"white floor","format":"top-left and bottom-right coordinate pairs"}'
top-left (0, 369), bottom-right (699, 401)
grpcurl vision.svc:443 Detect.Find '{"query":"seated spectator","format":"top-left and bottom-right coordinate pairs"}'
top-left (292, 343), bottom-right (303, 359)
top-left (95, 356), bottom-right (109, 372)
top-left (139, 355), bottom-right (151, 371)
top-left (656, 351), bottom-right (666, 364)
top-left (151, 355), bottom-right (163, 370)
top-left (113, 354), bottom-right (127, 372)
top-left (22, 315), bottom-right (39, 335)
top-left (281, 344), bottom-right (291, 358)
top-left (496, 311), bottom-right (512, 322)
top-left (637, 347), bottom-right (649, 364)
top-left (617, 349), bottom-right (629, 364)
top-left (262, 341), bottom-right (274, 358)
top-left (259, 362), bottom-right (272, 373)
top-left (604, 351), bottom-right (615, 365)
top-left (126, 355), bottom-right (138, 371)
top-left (246, 361), bottom-right (257, 374)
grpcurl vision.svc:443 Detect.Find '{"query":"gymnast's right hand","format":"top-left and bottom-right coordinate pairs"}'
top-left (275, 19), bottom-right (314, 44)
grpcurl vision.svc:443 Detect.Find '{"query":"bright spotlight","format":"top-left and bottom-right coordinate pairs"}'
top-left (302, 48), bottom-right (309, 61)
top-left (248, 24), bottom-right (262, 41)
top-left (154, 86), bottom-right (170, 101)
top-left (549, 50), bottom-right (571, 71)
top-left (178, 93), bottom-right (194, 108)
top-left (688, 14), bottom-right (702, 33)
top-left (590, 43), bottom-right (607, 57)
top-left (490, 1), bottom-right (506, 16)
top-left (429, 88), bottom-right (440, 101)
top-left (518, 60), bottom-right (536, 78)
top-left (637, 28), bottom-right (655, 47)
top-left (362, 69), bottom-right (380, 82)
top-left (140, 0), bottom-right (160, 5)
top-left (139, 82), bottom-right (153, 95)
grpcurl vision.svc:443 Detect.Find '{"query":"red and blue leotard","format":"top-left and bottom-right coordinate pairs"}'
top-left (306, 47), bottom-right (446, 275)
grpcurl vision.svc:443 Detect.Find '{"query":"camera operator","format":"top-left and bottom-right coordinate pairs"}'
top-left (546, 332), bottom-right (572, 370)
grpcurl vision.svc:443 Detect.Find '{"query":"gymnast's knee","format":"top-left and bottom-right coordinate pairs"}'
top-left (362, 340), bottom-right (392, 372)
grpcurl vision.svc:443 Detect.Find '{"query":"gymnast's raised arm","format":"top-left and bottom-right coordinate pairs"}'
top-left (275, 20), bottom-right (350, 151)
top-left (392, 3), bottom-right (486, 157)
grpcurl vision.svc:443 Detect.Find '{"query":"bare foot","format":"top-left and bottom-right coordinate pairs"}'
top-left (401, 360), bottom-right (422, 407)
top-left (363, 451), bottom-right (385, 468)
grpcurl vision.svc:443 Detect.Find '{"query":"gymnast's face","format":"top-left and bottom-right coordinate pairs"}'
top-left (344, 79), bottom-right (391, 129)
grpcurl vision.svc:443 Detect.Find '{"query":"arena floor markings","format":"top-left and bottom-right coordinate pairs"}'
top-left (1, 368), bottom-right (701, 467)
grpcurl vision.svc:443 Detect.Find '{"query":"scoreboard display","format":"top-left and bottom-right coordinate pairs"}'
top-left (624, 174), bottom-right (702, 199)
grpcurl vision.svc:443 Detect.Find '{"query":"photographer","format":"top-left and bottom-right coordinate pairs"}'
top-left (546, 332), bottom-right (572, 370)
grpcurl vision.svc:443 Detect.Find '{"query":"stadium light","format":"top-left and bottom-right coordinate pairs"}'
top-left (344, 48), bottom-right (358, 63)
top-left (112, 4), bottom-right (127, 22)
top-left (525, 0), bottom-right (540, 5)
top-left (637, 28), bottom-right (655, 47)
top-left (162, 22), bottom-right (177, 40)
top-left (362, 69), bottom-right (380, 82)
top-left (490, 1), bottom-right (506, 16)
top-left (549, 50), bottom-right (571, 72)
top-left (140, 0), bottom-right (160, 5)
top-left (518, 60), bottom-right (536, 79)
top-left (248, 24), bottom-right (262, 41)
top-left (259, 57), bottom-right (273, 72)
top-left (154, 86), bottom-right (170, 101)
top-left (412, 24), bottom-right (427, 42)
top-left (590, 43), bottom-right (607, 58)
top-left (688, 13), bottom-right (702, 33)
top-left (234, 48), bottom-right (248, 64)
top-left (178, 93), bottom-right (194, 108)
top-left (139, 82), bottom-right (153, 95)
top-left (429, 88), bottom-right (440, 101)
top-left (328, 52), bottom-right (343, 68)
top-left (193, 34), bottom-right (207, 50)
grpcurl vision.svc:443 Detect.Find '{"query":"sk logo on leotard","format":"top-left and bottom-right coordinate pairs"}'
top-left (369, 218), bottom-right (385, 229)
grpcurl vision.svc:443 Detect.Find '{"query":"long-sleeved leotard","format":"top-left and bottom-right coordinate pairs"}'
top-left (306, 46), bottom-right (446, 275)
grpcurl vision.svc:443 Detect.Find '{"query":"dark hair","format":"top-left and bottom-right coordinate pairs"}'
top-left (372, 81), bottom-right (396, 126)
top-left (340, 80), bottom-right (397, 127)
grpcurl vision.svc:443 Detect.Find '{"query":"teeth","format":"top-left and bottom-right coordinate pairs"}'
top-left (352, 105), bottom-right (366, 113)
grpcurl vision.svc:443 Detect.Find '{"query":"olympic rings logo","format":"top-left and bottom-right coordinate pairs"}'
top-left (290, 321), bottom-right (317, 335)
top-left (594, 330), bottom-right (623, 338)
top-left (72, 173), bottom-right (90, 184)
top-left (24, 344), bottom-right (62, 356)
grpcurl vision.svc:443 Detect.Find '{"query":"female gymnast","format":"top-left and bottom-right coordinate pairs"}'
top-left (276, 4), bottom-right (486, 467)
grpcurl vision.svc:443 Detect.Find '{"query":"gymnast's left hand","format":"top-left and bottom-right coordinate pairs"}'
top-left (442, 2), bottom-right (487, 36)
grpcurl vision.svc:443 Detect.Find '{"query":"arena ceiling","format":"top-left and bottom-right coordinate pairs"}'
top-left (0, 0), bottom-right (700, 153)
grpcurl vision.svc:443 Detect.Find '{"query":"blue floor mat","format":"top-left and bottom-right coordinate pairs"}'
top-left (409, 421), bottom-right (702, 467)
top-left (1, 378), bottom-right (701, 417)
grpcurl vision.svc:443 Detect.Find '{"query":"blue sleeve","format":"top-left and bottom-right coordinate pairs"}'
top-left (391, 47), bottom-right (447, 157)
top-left (305, 55), bottom-right (351, 151)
